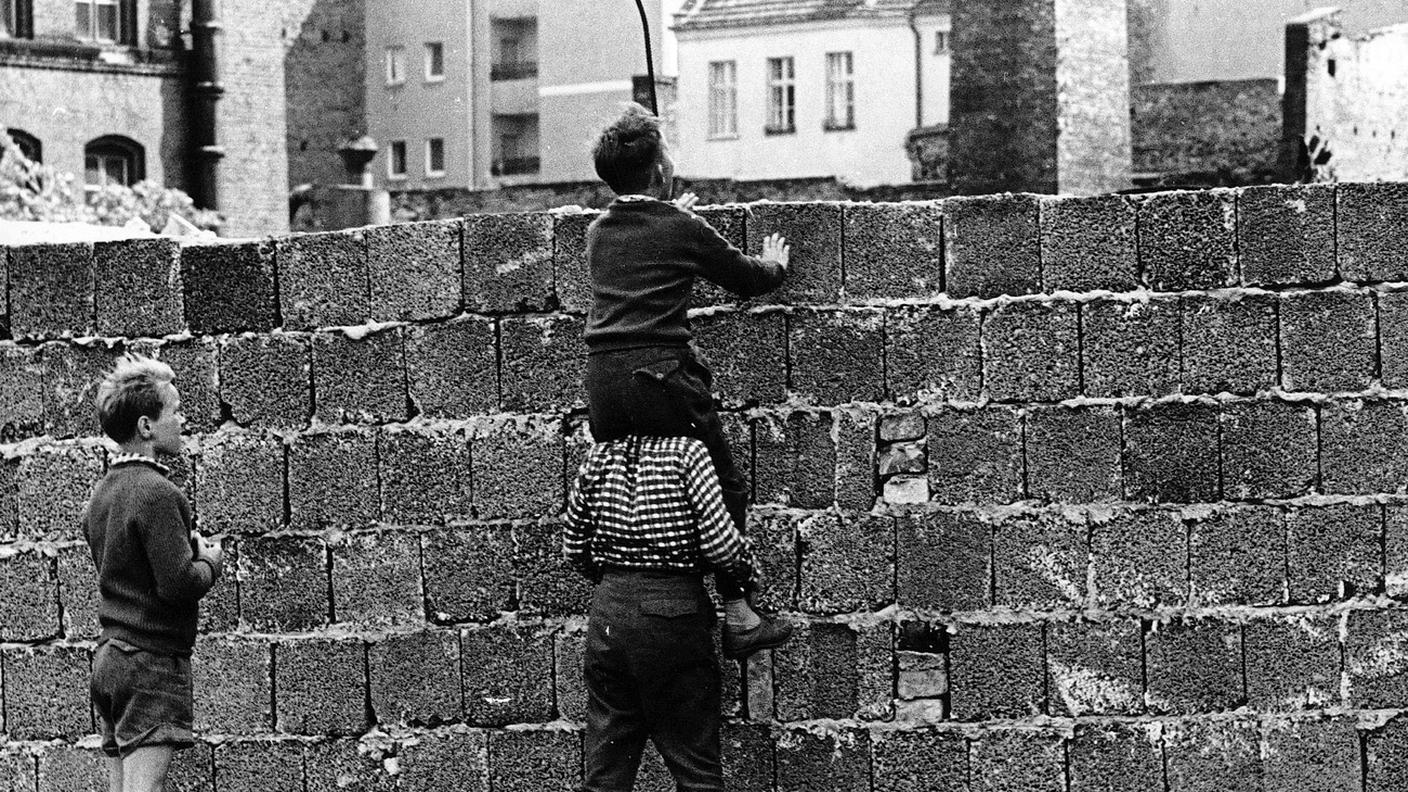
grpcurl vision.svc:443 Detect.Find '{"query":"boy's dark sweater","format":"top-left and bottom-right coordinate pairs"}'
top-left (585, 197), bottom-right (785, 352)
top-left (83, 460), bottom-right (220, 656)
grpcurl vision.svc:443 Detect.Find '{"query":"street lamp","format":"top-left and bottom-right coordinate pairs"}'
top-left (633, 0), bottom-right (659, 115)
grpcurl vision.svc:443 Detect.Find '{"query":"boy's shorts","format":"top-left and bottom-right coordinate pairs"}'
top-left (90, 638), bottom-right (195, 757)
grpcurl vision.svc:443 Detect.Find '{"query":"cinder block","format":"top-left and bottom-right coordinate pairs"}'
top-left (1339, 182), bottom-right (1408, 282)
top-left (213, 740), bottom-right (303, 792)
top-left (331, 529), bottom-right (423, 626)
top-left (368, 629), bottom-right (462, 726)
top-left (854, 621), bottom-right (894, 720)
top-left (723, 721), bottom-right (775, 791)
top-left (1180, 294), bottom-right (1278, 395)
top-left (274, 637), bottom-right (367, 735)
top-left (0, 457), bottom-right (16, 542)
top-left (303, 738), bottom-right (397, 792)
top-left (487, 729), bottom-right (581, 792)
top-left (798, 512), bottom-right (893, 613)
top-left (1081, 297), bottom-right (1180, 397)
top-left (461, 624), bottom-right (555, 726)
top-left (366, 219), bottom-right (461, 321)
top-left (311, 327), bottom-right (408, 424)
top-left (926, 406), bottom-right (1022, 504)
top-left (1287, 503), bottom-right (1382, 601)
top-left (152, 336), bottom-right (221, 433)
top-left (198, 539), bottom-right (239, 634)
top-left (288, 429), bottom-right (379, 530)
top-left (0, 747), bottom-right (37, 792)
top-left (55, 543), bottom-right (99, 638)
top-left (993, 511), bottom-right (1087, 609)
top-left (834, 407), bottom-right (877, 511)
top-left (1046, 619), bottom-right (1143, 717)
top-left (1379, 291), bottom-right (1408, 388)
top-left (191, 636), bottom-right (272, 733)
top-left (690, 205), bottom-right (752, 307)
top-left (1123, 402), bottom-right (1220, 503)
top-left (746, 512), bottom-right (801, 613)
top-left (404, 318), bottom-right (498, 419)
top-left (775, 728), bottom-right (870, 792)
top-left (788, 308), bottom-right (884, 405)
top-left (94, 237), bottom-right (183, 337)
top-left (1238, 183), bottom-right (1336, 286)
top-left (1220, 401), bottom-right (1317, 499)
top-left (1321, 400), bottom-right (1408, 494)
top-left (499, 315), bottom-right (586, 412)
top-left (277, 229), bottom-right (370, 329)
top-left (192, 431), bottom-right (284, 534)
top-left (0, 549), bottom-right (59, 641)
top-left (969, 730), bottom-right (1065, 792)
top-left (1145, 618), bottom-right (1244, 714)
top-left (462, 212), bottom-right (554, 313)
top-left (885, 305), bottom-right (982, 402)
top-left (554, 627), bottom-right (587, 721)
top-left (1068, 723), bottom-right (1165, 792)
top-left (39, 340), bottom-right (121, 438)
top-left (219, 333), bottom-right (311, 428)
top-left (180, 240), bottom-right (279, 333)
top-left (471, 417), bottom-right (564, 519)
top-left (15, 443), bottom-right (103, 540)
top-left (396, 728), bottom-right (491, 792)
top-left (1261, 717), bottom-right (1360, 792)
top-left (754, 411), bottom-right (837, 508)
top-left (550, 210), bottom-right (599, 313)
top-left (236, 535), bottom-right (330, 632)
top-left (944, 193), bottom-right (1040, 299)
top-left (871, 727), bottom-right (966, 792)
top-left (1039, 194), bottom-right (1138, 292)
top-left (1366, 713), bottom-right (1408, 792)
top-left (1280, 290), bottom-right (1376, 393)
top-left (166, 742), bottom-right (216, 792)
top-left (896, 511), bottom-right (989, 611)
top-left (0, 343), bottom-right (44, 440)
top-left (1163, 719), bottom-right (1261, 792)
top-left (1136, 189), bottom-right (1237, 290)
top-left (379, 426), bottom-right (472, 525)
top-left (1090, 508), bottom-right (1187, 608)
top-left (34, 743), bottom-right (104, 792)
top-left (1024, 406), bottom-right (1121, 502)
top-left (1245, 615), bottom-right (1340, 710)
top-left (842, 202), bottom-right (943, 300)
top-left (1, 644), bottom-right (90, 738)
top-left (513, 519), bottom-right (593, 617)
top-left (981, 300), bottom-right (1080, 402)
top-left (1346, 610), bottom-right (1408, 708)
top-left (774, 621), bottom-right (860, 720)
top-left (948, 622), bottom-right (1044, 720)
top-left (422, 523), bottom-right (515, 622)
top-left (8, 242), bottom-right (95, 338)
top-left (692, 309), bottom-right (786, 406)
top-left (1188, 506), bottom-right (1285, 605)
top-left (746, 202), bottom-right (843, 303)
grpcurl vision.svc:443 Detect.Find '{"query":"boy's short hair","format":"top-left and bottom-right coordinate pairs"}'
top-left (593, 102), bottom-right (663, 195)
top-left (95, 354), bottom-right (176, 443)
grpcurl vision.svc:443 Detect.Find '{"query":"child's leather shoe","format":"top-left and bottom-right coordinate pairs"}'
top-left (723, 613), bottom-right (794, 660)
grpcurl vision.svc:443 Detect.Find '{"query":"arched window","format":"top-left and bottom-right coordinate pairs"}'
top-left (4, 128), bottom-right (41, 163)
top-left (84, 134), bottom-right (144, 188)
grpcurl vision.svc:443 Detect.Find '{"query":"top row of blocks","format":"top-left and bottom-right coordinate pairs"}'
top-left (3, 182), bottom-right (1406, 340)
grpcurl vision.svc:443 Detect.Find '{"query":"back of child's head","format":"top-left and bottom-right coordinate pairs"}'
top-left (95, 354), bottom-right (176, 443)
top-left (593, 102), bottom-right (663, 195)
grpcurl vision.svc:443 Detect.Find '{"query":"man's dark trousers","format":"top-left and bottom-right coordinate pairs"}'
top-left (581, 571), bottom-right (723, 792)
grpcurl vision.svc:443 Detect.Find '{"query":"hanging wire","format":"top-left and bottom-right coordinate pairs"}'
top-left (633, 0), bottom-right (659, 114)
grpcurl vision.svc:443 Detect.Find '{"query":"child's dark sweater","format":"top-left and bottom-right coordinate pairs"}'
top-left (83, 459), bottom-right (220, 656)
top-left (584, 197), bottom-right (785, 352)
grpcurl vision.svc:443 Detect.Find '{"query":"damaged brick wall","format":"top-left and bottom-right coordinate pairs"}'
top-left (3, 184), bottom-right (1408, 790)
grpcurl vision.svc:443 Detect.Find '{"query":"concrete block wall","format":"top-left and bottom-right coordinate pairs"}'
top-left (3, 184), bottom-right (1408, 789)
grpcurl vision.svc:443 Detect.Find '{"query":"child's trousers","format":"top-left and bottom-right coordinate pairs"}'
top-left (581, 570), bottom-right (722, 792)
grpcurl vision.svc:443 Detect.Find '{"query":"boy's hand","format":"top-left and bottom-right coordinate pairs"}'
top-left (195, 533), bottom-right (225, 568)
top-left (761, 233), bottom-right (790, 271)
top-left (673, 192), bottom-right (699, 212)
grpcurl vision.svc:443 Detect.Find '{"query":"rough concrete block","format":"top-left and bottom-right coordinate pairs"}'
top-left (303, 738), bottom-right (398, 792)
top-left (747, 512), bottom-right (801, 613)
top-left (94, 237), bottom-right (183, 337)
top-left (191, 636), bottom-right (272, 733)
top-left (0, 752), bottom-right (35, 792)
top-left (1287, 503), bottom-right (1382, 601)
top-left (237, 535), bottom-right (329, 632)
top-left (0, 343), bottom-right (44, 441)
top-left (331, 529), bottom-right (423, 626)
top-left (312, 328), bottom-right (408, 423)
top-left (969, 730), bottom-right (1065, 792)
top-left (471, 417), bottom-right (564, 519)
top-left (1280, 290), bottom-right (1376, 392)
top-left (746, 202), bottom-right (843, 303)
top-left (788, 308), bottom-right (884, 405)
top-left (690, 205), bottom-right (753, 308)
top-left (949, 622), bottom-right (1044, 720)
top-left (896, 511), bottom-right (989, 611)
top-left (219, 333), bottom-right (311, 428)
top-left (981, 300), bottom-right (1080, 402)
top-left (404, 318), bottom-right (498, 419)
top-left (926, 406), bottom-right (1022, 504)
top-left (460, 624), bottom-right (555, 726)
top-left (1, 644), bottom-right (90, 738)
top-left (288, 429), bottom-right (379, 530)
top-left (1238, 183), bottom-right (1336, 286)
top-left (379, 425), bottom-right (472, 525)
top-left (462, 212), bottom-right (554, 313)
top-left (880, 411), bottom-right (926, 443)
top-left (842, 201), bottom-right (944, 300)
top-left (1136, 189), bottom-right (1237, 290)
top-left (368, 629), bottom-right (462, 726)
top-left (550, 210), bottom-right (598, 313)
top-left (1366, 713), bottom-right (1408, 792)
top-left (1163, 719), bottom-right (1261, 792)
top-left (1245, 615), bottom-right (1340, 710)
top-left (0, 457), bottom-right (16, 542)
top-left (180, 240), bottom-right (279, 333)
top-left (213, 740), bottom-right (303, 792)
top-left (34, 743), bottom-right (105, 792)
top-left (1339, 182), bottom-right (1408, 281)
top-left (422, 523), bottom-right (515, 622)
top-left (1082, 297), bottom-right (1180, 397)
top-left (722, 721), bottom-right (775, 791)
top-left (798, 512), bottom-right (893, 613)
top-left (1039, 194), bottom-right (1138, 292)
top-left (166, 742), bottom-right (216, 791)
top-left (277, 229), bottom-right (370, 329)
top-left (396, 729), bottom-right (490, 792)
top-left (151, 336), bottom-right (221, 433)
top-left (775, 728), bottom-right (870, 792)
top-left (897, 646), bottom-right (945, 701)
top-left (8, 242), bottom-right (95, 338)
top-left (15, 442), bottom-right (103, 540)
top-left (1068, 723), bottom-right (1165, 792)
top-left (871, 728), bottom-right (966, 792)
top-left (192, 431), bottom-right (284, 534)
top-left (1379, 291), bottom-right (1408, 388)
top-left (774, 621), bottom-right (860, 720)
top-left (692, 309), bottom-right (786, 406)
top-left (834, 407), bottom-right (878, 511)
top-left (499, 315), bottom-right (586, 412)
top-left (39, 340), bottom-right (121, 438)
top-left (945, 193), bottom-right (1040, 298)
top-left (554, 626), bottom-right (587, 720)
top-left (487, 729), bottom-right (580, 792)
top-left (1188, 506), bottom-right (1285, 605)
top-left (1123, 402), bottom-right (1220, 503)
top-left (198, 539), bottom-right (239, 634)
top-left (366, 219), bottom-right (461, 321)
top-left (1261, 717), bottom-right (1360, 792)
top-left (1090, 507), bottom-right (1187, 608)
top-left (1145, 618), bottom-right (1244, 714)
top-left (1346, 610), bottom-right (1408, 708)
top-left (1321, 400), bottom-right (1408, 494)
top-left (1220, 400), bottom-right (1317, 499)
top-left (55, 543), bottom-right (100, 639)
top-left (274, 637), bottom-right (367, 735)
top-left (1180, 294), bottom-right (1278, 394)
top-left (0, 549), bottom-right (59, 641)
top-left (1047, 619), bottom-right (1143, 716)
top-left (754, 411), bottom-right (837, 508)
top-left (1024, 406), bottom-right (1121, 502)
top-left (885, 304), bottom-right (982, 402)
top-left (993, 511), bottom-right (1087, 609)
top-left (513, 518), bottom-right (593, 617)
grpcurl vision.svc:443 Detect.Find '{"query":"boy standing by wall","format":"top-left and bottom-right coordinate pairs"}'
top-left (84, 355), bottom-right (224, 792)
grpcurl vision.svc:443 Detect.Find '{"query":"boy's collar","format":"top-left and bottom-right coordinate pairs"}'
top-left (109, 452), bottom-right (171, 475)
top-left (616, 194), bottom-right (660, 202)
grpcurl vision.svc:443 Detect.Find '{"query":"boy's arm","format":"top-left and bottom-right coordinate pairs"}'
top-left (680, 441), bottom-right (760, 591)
top-left (564, 452), bottom-right (602, 581)
top-left (139, 488), bottom-right (219, 605)
top-left (684, 212), bottom-right (787, 298)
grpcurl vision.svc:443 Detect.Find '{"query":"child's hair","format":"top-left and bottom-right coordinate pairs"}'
top-left (593, 102), bottom-right (663, 195)
top-left (95, 354), bottom-right (176, 443)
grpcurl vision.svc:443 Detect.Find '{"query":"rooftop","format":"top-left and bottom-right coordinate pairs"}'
top-left (674, 0), bottom-right (949, 32)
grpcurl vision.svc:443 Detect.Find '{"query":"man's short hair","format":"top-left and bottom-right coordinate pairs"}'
top-left (95, 354), bottom-right (176, 443)
top-left (593, 102), bottom-right (663, 195)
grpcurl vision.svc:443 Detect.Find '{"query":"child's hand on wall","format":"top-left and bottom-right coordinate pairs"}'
top-left (762, 233), bottom-right (790, 271)
top-left (673, 192), bottom-right (699, 212)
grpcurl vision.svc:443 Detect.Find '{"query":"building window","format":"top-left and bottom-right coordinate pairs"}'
top-left (424, 42), bottom-right (444, 81)
top-left (75, 0), bottom-right (134, 44)
top-left (2, 0), bottom-right (34, 39)
top-left (385, 46), bottom-right (405, 85)
top-left (4, 128), bottom-right (41, 163)
top-left (707, 60), bottom-right (737, 139)
top-left (934, 30), bottom-right (949, 54)
top-left (490, 17), bottom-right (537, 80)
top-left (388, 140), bottom-right (407, 179)
top-left (425, 138), bottom-right (445, 177)
top-left (765, 56), bottom-right (795, 135)
top-left (84, 135), bottom-right (144, 189)
top-left (824, 52), bottom-right (854, 131)
top-left (491, 113), bottom-right (539, 175)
